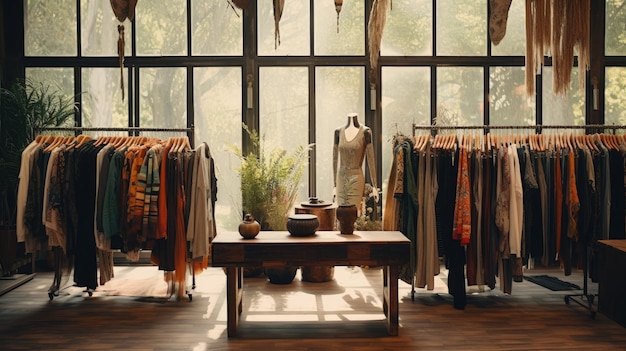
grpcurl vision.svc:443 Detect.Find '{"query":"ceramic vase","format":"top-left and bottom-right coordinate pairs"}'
top-left (336, 204), bottom-right (357, 234)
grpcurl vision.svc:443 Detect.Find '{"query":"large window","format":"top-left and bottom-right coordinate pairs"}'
top-left (22, 0), bottom-right (613, 230)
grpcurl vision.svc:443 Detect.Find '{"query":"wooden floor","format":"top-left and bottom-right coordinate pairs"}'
top-left (0, 263), bottom-right (624, 350)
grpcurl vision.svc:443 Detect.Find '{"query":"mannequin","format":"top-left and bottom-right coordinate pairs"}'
top-left (333, 113), bottom-right (379, 209)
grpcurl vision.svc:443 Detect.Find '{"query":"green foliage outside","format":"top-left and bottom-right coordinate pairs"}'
top-left (229, 124), bottom-right (312, 231)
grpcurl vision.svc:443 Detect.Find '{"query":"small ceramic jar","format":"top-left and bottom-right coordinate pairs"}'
top-left (238, 213), bottom-right (261, 239)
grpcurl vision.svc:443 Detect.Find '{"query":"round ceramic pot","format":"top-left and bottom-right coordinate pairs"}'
top-left (287, 214), bottom-right (319, 236)
top-left (264, 266), bottom-right (298, 284)
top-left (238, 214), bottom-right (261, 239)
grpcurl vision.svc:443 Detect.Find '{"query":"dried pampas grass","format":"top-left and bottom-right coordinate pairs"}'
top-left (525, 0), bottom-right (590, 97)
top-left (368, 0), bottom-right (391, 71)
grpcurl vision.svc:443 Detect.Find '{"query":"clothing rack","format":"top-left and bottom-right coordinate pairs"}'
top-left (29, 127), bottom-right (204, 302)
top-left (400, 123), bottom-right (626, 316)
top-left (39, 127), bottom-right (193, 132)
top-left (38, 126), bottom-right (195, 144)
top-left (411, 123), bottom-right (626, 133)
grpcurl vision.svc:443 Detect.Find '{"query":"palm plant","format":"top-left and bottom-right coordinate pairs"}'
top-left (0, 79), bottom-right (77, 226)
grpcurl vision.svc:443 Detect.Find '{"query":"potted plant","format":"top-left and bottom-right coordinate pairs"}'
top-left (230, 123), bottom-right (312, 282)
top-left (0, 79), bottom-right (77, 275)
top-left (336, 175), bottom-right (359, 234)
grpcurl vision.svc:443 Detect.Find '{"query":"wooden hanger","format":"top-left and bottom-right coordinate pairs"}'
top-left (75, 134), bottom-right (93, 148)
top-left (414, 134), bottom-right (423, 151)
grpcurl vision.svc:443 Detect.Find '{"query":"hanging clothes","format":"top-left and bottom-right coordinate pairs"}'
top-left (16, 134), bottom-right (217, 300)
top-left (385, 129), bottom-right (626, 305)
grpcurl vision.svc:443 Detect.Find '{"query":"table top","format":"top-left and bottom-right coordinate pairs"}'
top-left (212, 230), bottom-right (410, 245)
top-left (211, 231), bottom-right (410, 267)
top-left (598, 239), bottom-right (626, 253)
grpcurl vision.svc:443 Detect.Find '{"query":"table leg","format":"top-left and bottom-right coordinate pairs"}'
top-left (384, 265), bottom-right (400, 336)
top-left (226, 267), bottom-right (242, 337)
top-left (237, 267), bottom-right (243, 314)
top-left (382, 266), bottom-right (389, 317)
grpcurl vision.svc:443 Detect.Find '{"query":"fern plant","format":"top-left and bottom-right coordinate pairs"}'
top-left (230, 124), bottom-right (312, 230)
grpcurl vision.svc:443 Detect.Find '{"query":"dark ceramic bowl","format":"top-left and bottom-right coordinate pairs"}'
top-left (287, 214), bottom-right (319, 236)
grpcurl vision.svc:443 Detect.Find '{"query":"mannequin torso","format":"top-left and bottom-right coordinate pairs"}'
top-left (332, 113), bottom-right (378, 207)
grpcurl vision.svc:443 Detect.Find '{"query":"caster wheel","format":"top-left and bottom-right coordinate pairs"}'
top-left (588, 295), bottom-right (595, 304)
top-left (188, 294), bottom-right (192, 302)
top-left (564, 296), bottom-right (570, 305)
top-left (48, 292), bottom-right (54, 301)
top-left (590, 311), bottom-right (596, 319)
top-left (88, 291), bottom-right (93, 297)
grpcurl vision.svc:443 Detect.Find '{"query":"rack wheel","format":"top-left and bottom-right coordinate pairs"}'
top-left (564, 296), bottom-right (570, 304)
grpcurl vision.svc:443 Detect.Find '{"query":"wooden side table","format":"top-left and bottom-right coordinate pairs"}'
top-left (295, 204), bottom-right (338, 282)
top-left (211, 230), bottom-right (410, 337)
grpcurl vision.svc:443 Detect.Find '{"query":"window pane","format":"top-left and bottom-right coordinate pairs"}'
top-left (25, 0), bottom-right (77, 56)
top-left (542, 67), bottom-right (585, 126)
top-left (192, 0), bottom-right (242, 56)
top-left (606, 0), bottom-right (626, 55)
top-left (194, 67), bottom-right (242, 231)
top-left (259, 67), bottom-right (310, 204)
top-left (489, 66), bottom-right (535, 126)
top-left (25, 68), bottom-right (75, 119)
top-left (136, 0), bottom-right (187, 56)
top-left (437, 67), bottom-right (483, 125)
top-left (381, 0), bottom-right (432, 56)
top-left (436, 0), bottom-right (486, 56)
top-left (258, 0), bottom-right (310, 56)
top-left (381, 67), bottom-right (430, 203)
top-left (81, 68), bottom-right (128, 131)
top-left (491, 0), bottom-right (525, 56)
top-left (315, 66), bottom-right (365, 202)
top-left (314, 0), bottom-right (364, 55)
top-left (605, 67), bottom-right (626, 125)
top-left (139, 68), bottom-right (186, 131)
top-left (81, 0), bottom-right (131, 56)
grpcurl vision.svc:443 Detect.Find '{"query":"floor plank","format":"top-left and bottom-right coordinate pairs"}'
top-left (0, 264), bottom-right (624, 350)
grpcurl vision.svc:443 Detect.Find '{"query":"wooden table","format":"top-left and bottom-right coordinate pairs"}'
top-left (597, 239), bottom-right (626, 327)
top-left (211, 230), bottom-right (410, 337)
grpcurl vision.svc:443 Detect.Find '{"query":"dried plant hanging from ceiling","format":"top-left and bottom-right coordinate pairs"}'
top-left (229, 0), bottom-right (249, 10)
top-left (109, 0), bottom-right (138, 100)
top-left (335, 0), bottom-right (343, 33)
top-left (525, 0), bottom-right (590, 97)
top-left (489, 0), bottom-right (513, 45)
top-left (368, 0), bottom-right (392, 84)
top-left (274, 0), bottom-right (285, 49)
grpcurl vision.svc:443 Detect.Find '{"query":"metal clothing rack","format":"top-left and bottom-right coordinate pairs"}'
top-left (403, 123), bottom-right (626, 315)
top-left (412, 123), bottom-right (626, 135)
top-left (39, 127), bottom-right (193, 132)
top-left (38, 126), bottom-right (195, 145)
top-left (39, 126), bottom-right (198, 302)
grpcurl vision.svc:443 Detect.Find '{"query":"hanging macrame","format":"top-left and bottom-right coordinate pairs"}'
top-left (109, 0), bottom-right (138, 100)
top-left (274, 0), bottom-right (285, 49)
top-left (335, 0), bottom-right (343, 33)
